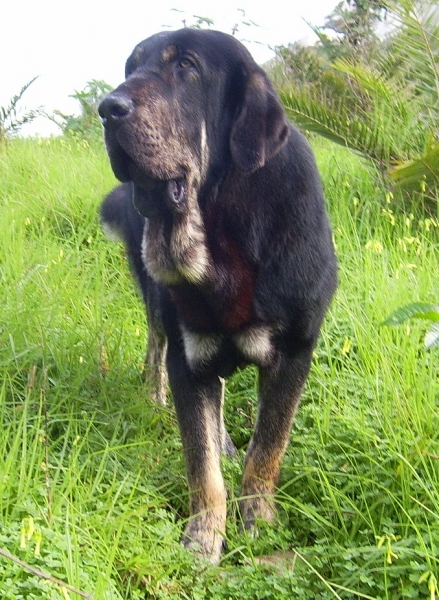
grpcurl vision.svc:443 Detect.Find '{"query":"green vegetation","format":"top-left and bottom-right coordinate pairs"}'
top-left (0, 1), bottom-right (438, 595)
top-left (47, 80), bottom-right (114, 142)
top-left (0, 135), bottom-right (438, 599)
top-left (272, 0), bottom-right (439, 201)
top-left (383, 302), bottom-right (439, 349)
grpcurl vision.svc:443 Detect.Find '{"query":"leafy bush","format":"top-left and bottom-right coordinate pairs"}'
top-left (49, 79), bottom-right (113, 142)
top-left (274, 0), bottom-right (439, 201)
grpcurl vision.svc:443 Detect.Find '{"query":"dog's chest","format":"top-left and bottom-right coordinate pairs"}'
top-left (180, 323), bottom-right (273, 373)
top-left (145, 198), bottom-right (257, 332)
top-left (167, 248), bottom-right (255, 333)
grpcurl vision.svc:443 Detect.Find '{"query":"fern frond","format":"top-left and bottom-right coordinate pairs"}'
top-left (387, 0), bottom-right (439, 101)
top-left (390, 137), bottom-right (439, 189)
top-left (280, 85), bottom-right (403, 167)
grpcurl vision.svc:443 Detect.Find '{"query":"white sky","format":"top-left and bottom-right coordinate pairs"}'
top-left (1, 0), bottom-right (336, 136)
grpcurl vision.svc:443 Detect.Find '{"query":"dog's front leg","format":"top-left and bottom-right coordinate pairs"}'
top-left (240, 345), bottom-right (314, 530)
top-left (166, 345), bottom-right (226, 563)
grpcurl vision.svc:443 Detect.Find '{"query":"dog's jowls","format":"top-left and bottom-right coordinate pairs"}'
top-left (99, 28), bottom-right (337, 563)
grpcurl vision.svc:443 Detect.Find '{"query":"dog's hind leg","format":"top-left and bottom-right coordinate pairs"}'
top-left (219, 377), bottom-right (236, 457)
top-left (144, 317), bottom-right (168, 405)
top-left (142, 278), bottom-right (168, 405)
top-left (240, 345), bottom-right (314, 530)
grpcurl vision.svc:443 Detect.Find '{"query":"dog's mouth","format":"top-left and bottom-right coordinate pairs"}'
top-left (166, 178), bottom-right (186, 205)
top-left (132, 176), bottom-right (187, 219)
top-left (106, 140), bottom-right (187, 218)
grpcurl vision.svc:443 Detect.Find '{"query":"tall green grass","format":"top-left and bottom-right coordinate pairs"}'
top-left (0, 137), bottom-right (438, 599)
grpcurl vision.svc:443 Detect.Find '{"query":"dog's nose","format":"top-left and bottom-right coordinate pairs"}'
top-left (99, 93), bottom-right (133, 125)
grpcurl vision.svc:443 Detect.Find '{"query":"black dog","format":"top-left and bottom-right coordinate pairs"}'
top-left (99, 28), bottom-right (337, 562)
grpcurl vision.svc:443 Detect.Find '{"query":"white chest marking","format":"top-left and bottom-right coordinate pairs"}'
top-left (181, 327), bottom-right (222, 370)
top-left (181, 324), bottom-right (273, 370)
top-left (233, 326), bottom-right (273, 365)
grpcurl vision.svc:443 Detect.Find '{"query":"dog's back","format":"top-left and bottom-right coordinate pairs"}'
top-left (100, 183), bottom-right (147, 297)
top-left (101, 183), bottom-right (168, 404)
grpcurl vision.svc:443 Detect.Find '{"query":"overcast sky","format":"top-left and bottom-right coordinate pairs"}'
top-left (1, 0), bottom-right (337, 136)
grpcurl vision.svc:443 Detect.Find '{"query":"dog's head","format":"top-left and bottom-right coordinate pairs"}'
top-left (99, 28), bottom-right (289, 219)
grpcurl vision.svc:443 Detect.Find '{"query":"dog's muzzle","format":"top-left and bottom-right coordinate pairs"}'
top-left (99, 92), bottom-right (188, 218)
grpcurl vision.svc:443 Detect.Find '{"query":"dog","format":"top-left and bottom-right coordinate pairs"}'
top-left (98, 28), bottom-right (337, 563)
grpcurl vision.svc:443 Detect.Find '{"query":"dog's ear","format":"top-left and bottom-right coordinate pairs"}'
top-left (230, 70), bottom-right (290, 173)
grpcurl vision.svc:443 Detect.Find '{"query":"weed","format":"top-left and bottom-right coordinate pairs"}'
top-left (0, 78), bottom-right (42, 140)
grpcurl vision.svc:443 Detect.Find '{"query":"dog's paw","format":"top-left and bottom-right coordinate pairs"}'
top-left (239, 494), bottom-right (276, 532)
top-left (182, 516), bottom-right (225, 564)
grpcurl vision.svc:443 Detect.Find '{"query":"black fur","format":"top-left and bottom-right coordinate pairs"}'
top-left (99, 28), bottom-right (337, 562)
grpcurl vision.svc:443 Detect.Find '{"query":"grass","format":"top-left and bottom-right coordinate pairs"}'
top-left (0, 136), bottom-right (438, 599)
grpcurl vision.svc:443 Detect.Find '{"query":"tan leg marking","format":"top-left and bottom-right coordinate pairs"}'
top-left (182, 401), bottom-right (227, 563)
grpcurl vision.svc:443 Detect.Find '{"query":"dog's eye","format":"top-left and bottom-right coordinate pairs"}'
top-left (178, 57), bottom-right (194, 69)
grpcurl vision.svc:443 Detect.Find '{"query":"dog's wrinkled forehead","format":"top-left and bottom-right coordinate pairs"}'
top-left (125, 28), bottom-right (255, 77)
